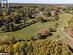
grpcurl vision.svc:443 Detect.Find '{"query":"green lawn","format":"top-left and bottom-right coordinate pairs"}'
top-left (0, 13), bottom-right (72, 40)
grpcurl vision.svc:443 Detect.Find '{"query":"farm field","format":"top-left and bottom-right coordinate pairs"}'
top-left (0, 13), bottom-right (72, 40)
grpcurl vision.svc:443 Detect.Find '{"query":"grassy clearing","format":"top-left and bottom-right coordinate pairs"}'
top-left (0, 13), bottom-right (72, 40)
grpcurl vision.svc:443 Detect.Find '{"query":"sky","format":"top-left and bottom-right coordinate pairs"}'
top-left (6, 0), bottom-right (73, 4)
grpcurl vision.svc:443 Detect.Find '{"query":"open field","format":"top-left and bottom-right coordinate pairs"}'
top-left (0, 13), bottom-right (72, 40)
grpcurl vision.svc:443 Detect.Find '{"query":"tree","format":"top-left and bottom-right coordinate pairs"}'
top-left (19, 41), bottom-right (26, 55)
top-left (13, 42), bottom-right (20, 55)
top-left (38, 29), bottom-right (50, 39)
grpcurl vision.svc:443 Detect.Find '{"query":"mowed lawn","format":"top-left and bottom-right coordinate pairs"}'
top-left (0, 13), bottom-right (72, 40)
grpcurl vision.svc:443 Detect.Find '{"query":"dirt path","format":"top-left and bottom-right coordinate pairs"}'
top-left (61, 13), bottom-right (73, 48)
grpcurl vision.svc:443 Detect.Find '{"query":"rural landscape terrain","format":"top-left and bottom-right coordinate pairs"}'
top-left (0, 4), bottom-right (73, 55)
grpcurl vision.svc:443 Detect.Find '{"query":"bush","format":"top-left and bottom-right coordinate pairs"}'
top-left (49, 27), bottom-right (57, 32)
top-left (31, 33), bottom-right (42, 40)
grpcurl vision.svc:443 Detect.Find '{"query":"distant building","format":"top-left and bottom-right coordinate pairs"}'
top-left (0, 0), bottom-right (9, 8)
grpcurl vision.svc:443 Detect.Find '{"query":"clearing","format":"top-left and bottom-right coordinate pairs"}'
top-left (0, 13), bottom-right (72, 40)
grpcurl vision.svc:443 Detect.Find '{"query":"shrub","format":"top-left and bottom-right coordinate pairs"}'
top-left (49, 27), bottom-right (57, 32)
top-left (31, 33), bottom-right (42, 40)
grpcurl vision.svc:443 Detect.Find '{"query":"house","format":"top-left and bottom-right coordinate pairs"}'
top-left (0, 0), bottom-right (9, 8)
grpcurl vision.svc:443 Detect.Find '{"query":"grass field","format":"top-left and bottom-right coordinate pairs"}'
top-left (0, 13), bottom-right (72, 40)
